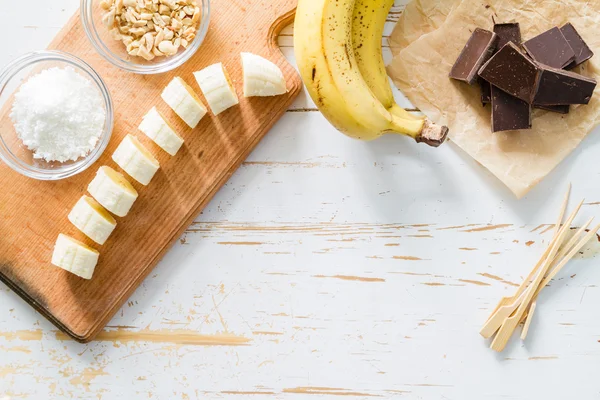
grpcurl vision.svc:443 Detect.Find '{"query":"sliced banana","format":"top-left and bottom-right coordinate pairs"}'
top-left (241, 52), bottom-right (287, 97)
top-left (193, 63), bottom-right (239, 115)
top-left (88, 166), bottom-right (139, 218)
top-left (161, 77), bottom-right (207, 128)
top-left (51, 234), bottom-right (100, 280)
top-left (68, 196), bottom-right (117, 245)
top-left (112, 134), bottom-right (160, 186)
top-left (139, 107), bottom-right (184, 156)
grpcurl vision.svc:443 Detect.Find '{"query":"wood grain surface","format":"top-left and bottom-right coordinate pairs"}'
top-left (4, 1), bottom-right (600, 399)
top-left (0, 0), bottom-right (301, 343)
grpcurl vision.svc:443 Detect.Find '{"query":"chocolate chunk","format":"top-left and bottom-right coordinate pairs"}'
top-left (560, 23), bottom-right (594, 68)
top-left (450, 28), bottom-right (498, 85)
top-left (491, 86), bottom-right (532, 132)
top-left (480, 24), bottom-right (522, 105)
top-left (478, 42), bottom-right (541, 103)
top-left (535, 104), bottom-right (570, 114)
top-left (494, 23), bottom-right (522, 48)
top-left (480, 78), bottom-right (491, 105)
top-left (523, 27), bottom-right (575, 69)
top-left (533, 65), bottom-right (597, 105)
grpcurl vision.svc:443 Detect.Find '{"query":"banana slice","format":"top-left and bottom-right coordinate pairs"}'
top-left (51, 234), bottom-right (100, 280)
top-left (112, 134), bottom-right (160, 186)
top-left (241, 52), bottom-right (287, 97)
top-left (68, 196), bottom-right (117, 245)
top-left (161, 77), bottom-right (207, 128)
top-left (193, 63), bottom-right (239, 115)
top-left (88, 166), bottom-right (139, 218)
top-left (139, 107), bottom-right (184, 156)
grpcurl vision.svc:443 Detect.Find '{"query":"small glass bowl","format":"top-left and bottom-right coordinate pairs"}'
top-left (81, 0), bottom-right (211, 75)
top-left (0, 50), bottom-right (114, 181)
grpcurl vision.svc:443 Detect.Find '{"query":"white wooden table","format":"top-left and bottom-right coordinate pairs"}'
top-left (3, 1), bottom-right (600, 398)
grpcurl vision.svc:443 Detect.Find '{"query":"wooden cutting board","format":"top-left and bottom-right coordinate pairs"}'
top-left (0, 0), bottom-right (301, 342)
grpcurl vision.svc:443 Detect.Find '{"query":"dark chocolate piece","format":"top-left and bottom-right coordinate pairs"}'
top-left (478, 42), bottom-right (541, 103)
top-left (534, 104), bottom-right (570, 114)
top-left (561, 23), bottom-right (594, 68)
top-left (523, 27), bottom-right (575, 69)
top-left (450, 28), bottom-right (498, 85)
top-left (480, 78), bottom-right (491, 105)
top-left (494, 23), bottom-right (522, 49)
top-left (533, 65), bottom-right (597, 105)
top-left (491, 85), bottom-right (532, 132)
top-left (480, 23), bottom-right (522, 105)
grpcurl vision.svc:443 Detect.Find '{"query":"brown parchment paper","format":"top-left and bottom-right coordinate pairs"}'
top-left (387, 0), bottom-right (600, 198)
top-left (389, 0), bottom-right (458, 56)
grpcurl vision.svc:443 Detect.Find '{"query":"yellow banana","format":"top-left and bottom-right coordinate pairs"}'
top-left (294, 0), bottom-right (448, 146)
top-left (352, 0), bottom-right (421, 122)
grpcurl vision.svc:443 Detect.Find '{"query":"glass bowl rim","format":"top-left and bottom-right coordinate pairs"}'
top-left (0, 50), bottom-right (114, 181)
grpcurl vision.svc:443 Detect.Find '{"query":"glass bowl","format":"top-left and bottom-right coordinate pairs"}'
top-left (0, 50), bottom-right (113, 181)
top-left (81, 0), bottom-right (211, 74)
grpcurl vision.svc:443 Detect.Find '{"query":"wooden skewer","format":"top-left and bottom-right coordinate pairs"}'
top-left (552, 183), bottom-right (571, 236)
top-left (520, 301), bottom-right (537, 340)
top-left (532, 223), bottom-right (600, 302)
top-left (480, 185), bottom-right (571, 337)
top-left (519, 218), bottom-right (594, 325)
top-left (490, 200), bottom-right (583, 352)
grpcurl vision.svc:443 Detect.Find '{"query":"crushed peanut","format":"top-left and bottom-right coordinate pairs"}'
top-left (100, 0), bottom-right (201, 61)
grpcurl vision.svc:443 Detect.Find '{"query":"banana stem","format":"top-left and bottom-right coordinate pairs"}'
top-left (417, 120), bottom-right (449, 147)
top-left (388, 116), bottom-right (449, 147)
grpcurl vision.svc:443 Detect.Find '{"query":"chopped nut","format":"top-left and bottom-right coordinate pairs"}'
top-left (137, 45), bottom-right (155, 60)
top-left (123, 0), bottom-right (137, 6)
top-left (163, 29), bottom-right (174, 40)
top-left (154, 27), bottom-right (165, 44)
top-left (102, 10), bottom-right (116, 28)
top-left (171, 18), bottom-right (182, 30)
top-left (181, 17), bottom-right (192, 26)
top-left (142, 32), bottom-right (153, 50)
top-left (158, 4), bottom-right (170, 14)
top-left (100, 0), bottom-right (113, 10)
top-left (158, 40), bottom-right (177, 55)
top-left (122, 35), bottom-right (134, 46)
top-left (152, 47), bottom-right (165, 57)
top-left (162, 0), bottom-right (177, 10)
top-left (180, 38), bottom-right (188, 48)
top-left (129, 27), bottom-right (147, 36)
top-left (133, 19), bottom-right (148, 27)
top-left (191, 7), bottom-right (200, 23)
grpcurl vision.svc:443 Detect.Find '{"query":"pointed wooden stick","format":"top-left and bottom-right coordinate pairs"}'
top-left (480, 186), bottom-right (571, 337)
top-left (534, 223), bottom-right (599, 300)
top-left (520, 301), bottom-right (537, 340)
top-left (552, 183), bottom-right (571, 237)
top-left (490, 200), bottom-right (584, 352)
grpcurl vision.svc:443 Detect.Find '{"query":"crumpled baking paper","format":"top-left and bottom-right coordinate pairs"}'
top-left (387, 0), bottom-right (600, 198)
top-left (389, 0), bottom-right (457, 56)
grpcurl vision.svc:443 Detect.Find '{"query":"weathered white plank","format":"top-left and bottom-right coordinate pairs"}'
top-left (3, 0), bottom-right (600, 399)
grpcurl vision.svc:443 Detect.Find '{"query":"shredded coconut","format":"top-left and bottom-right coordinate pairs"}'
top-left (10, 67), bottom-right (106, 163)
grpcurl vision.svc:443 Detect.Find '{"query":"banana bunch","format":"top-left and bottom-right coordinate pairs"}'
top-left (294, 0), bottom-right (448, 146)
